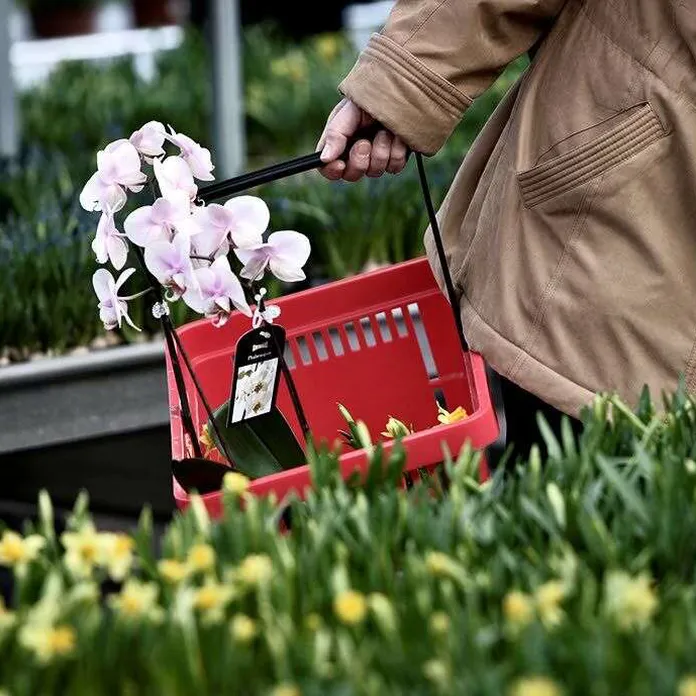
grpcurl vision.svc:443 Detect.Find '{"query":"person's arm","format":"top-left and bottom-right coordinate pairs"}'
top-left (320, 0), bottom-right (566, 180)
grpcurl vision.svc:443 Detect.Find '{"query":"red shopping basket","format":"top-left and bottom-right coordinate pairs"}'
top-left (165, 146), bottom-right (501, 517)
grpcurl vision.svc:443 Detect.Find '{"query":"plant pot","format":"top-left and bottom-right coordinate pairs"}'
top-left (132, 0), bottom-right (175, 27)
top-left (29, 6), bottom-right (97, 39)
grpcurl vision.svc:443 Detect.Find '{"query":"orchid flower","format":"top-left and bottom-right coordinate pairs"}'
top-left (235, 230), bottom-right (311, 282)
top-left (165, 126), bottom-right (215, 181)
top-left (144, 233), bottom-right (198, 301)
top-left (129, 120), bottom-right (166, 159)
top-left (205, 196), bottom-right (270, 250)
top-left (92, 211), bottom-right (128, 270)
top-left (124, 192), bottom-right (198, 247)
top-left (183, 256), bottom-right (251, 327)
top-left (154, 156), bottom-right (197, 202)
top-left (92, 268), bottom-right (141, 331)
top-left (80, 140), bottom-right (147, 212)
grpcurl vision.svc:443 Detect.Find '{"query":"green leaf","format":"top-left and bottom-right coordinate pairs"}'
top-left (595, 454), bottom-right (649, 525)
top-left (208, 402), bottom-right (304, 479)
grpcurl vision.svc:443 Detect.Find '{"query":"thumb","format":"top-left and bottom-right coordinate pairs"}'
top-left (319, 101), bottom-right (364, 162)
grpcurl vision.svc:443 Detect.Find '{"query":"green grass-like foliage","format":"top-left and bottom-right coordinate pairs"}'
top-left (2, 388), bottom-right (696, 694)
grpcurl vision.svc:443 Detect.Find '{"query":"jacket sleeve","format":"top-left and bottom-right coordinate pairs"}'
top-left (339, 0), bottom-right (567, 154)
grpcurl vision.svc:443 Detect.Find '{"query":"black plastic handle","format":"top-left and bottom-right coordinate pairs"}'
top-left (198, 124), bottom-right (385, 203)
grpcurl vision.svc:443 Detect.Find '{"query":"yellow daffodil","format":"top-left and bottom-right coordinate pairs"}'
top-left (237, 554), bottom-right (273, 586)
top-left (19, 624), bottom-right (76, 663)
top-left (603, 570), bottom-right (657, 631)
top-left (0, 596), bottom-right (16, 634)
top-left (270, 684), bottom-right (301, 696)
top-left (437, 404), bottom-right (468, 425)
top-left (304, 613), bottom-right (322, 632)
top-left (230, 614), bottom-right (257, 643)
top-left (101, 533), bottom-right (134, 581)
top-left (678, 676), bottom-right (696, 696)
top-left (509, 676), bottom-right (562, 696)
top-left (186, 543), bottom-right (216, 574)
top-left (158, 559), bottom-right (189, 585)
top-left (270, 51), bottom-right (308, 83)
top-left (334, 590), bottom-right (367, 626)
top-left (423, 659), bottom-right (450, 688)
top-left (193, 580), bottom-right (235, 624)
top-left (61, 525), bottom-right (104, 577)
top-left (368, 593), bottom-right (397, 635)
top-left (314, 34), bottom-right (340, 62)
top-left (381, 417), bottom-right (414, 439)
top-left (429, 611), bottom-right (450, 635)
top-left (223, 471), bottom-right (250, 497)
top-left (503, 590), bottom-right (534, 630)
top-left (425, 551), bottom-right (468, 586)
top-left (0, 530), bottom-right (45, 571)
top-left (109, 579), bottom-right (161, 622)
top-left (534, 581), bottom-right (566, 628)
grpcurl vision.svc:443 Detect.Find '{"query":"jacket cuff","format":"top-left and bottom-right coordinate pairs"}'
top-left (339, 33), bottom-right (472, 155)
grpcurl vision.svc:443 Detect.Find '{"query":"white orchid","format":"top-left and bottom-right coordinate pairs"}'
top-left (130, 121), bottom-right (166, 159)
top-left (165, 126), bottom-right (215, 181)
top-left (124, 192), bottom-right (198, 247)
top-left (92, 268), bottom-right (141, 332)
top-left (235, 230), bottom-right (311, 282)
top-left (92, 211), bottom-right (128, 270)
top-left (183, 256), bottom-right (251, 327)
top-left (80, 140), bottom-right (146, 212)
top-left (144, 233), bottom-right (198, 301)
top-left (154, 156), bottom-right (197, 202)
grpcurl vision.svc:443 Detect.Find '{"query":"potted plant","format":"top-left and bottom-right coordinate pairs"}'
top-left (24, 0), bottom-right (100, 39)
top-left (131, 0), bottom-right (176, 27)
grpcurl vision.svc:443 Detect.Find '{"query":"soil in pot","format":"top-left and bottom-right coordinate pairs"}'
top-left (30, 6), bottom-right (97, 38)
top-left (132, 0), bottom-right (176, 27)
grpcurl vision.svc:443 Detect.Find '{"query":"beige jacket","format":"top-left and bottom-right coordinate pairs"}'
top-left (340, 0), bottom-right (696, 416)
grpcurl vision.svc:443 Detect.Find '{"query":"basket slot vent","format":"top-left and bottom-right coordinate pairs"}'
top-left (296, 336), bottom-right (312, 365)
top-left (283, 343), bottom-right (296, 369)
top-left (328, 327), bottom-right (345, 356)
top-left (343, 322), bottom-right (361, 351)
top-left (312, 331), bottom-right (329, 361)
top-left (390, 308), bottom-right (409, 338)
top-left (359, 317), bottom-right (377, 347)
top-left (408, 302), bottom-right (439, 379)
top-left (375, 311), bottom-right (393, 342)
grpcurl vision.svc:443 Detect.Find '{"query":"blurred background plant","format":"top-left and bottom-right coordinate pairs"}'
top-left (1, 20), bottom-right (526, 362)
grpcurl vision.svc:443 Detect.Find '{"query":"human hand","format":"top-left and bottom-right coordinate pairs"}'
top-left (317, 99), bottom-right (409, 182)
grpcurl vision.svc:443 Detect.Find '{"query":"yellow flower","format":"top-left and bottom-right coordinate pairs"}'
top-left (381, 416), bottom-right (414, 439)
top-left (270, 685), bottom-right (300, 696)
top-left (314, 34), bottom-right (340, 62)
top-left (20, 624), bottom-right (76, 663)
top-left (678, 676), bottom-right (696, 696)
top-left (334, 590), bottom-right (367, 626)
top-left (423, 659), bottom-right (450, 688)
top-left (158, 559), bottom-right (189, 585)
top-left (437, 404), bottom-right (468, 425)
top-left (509, 676), bottom-right (562, 696)
top-left (270, 51), bottom-right (307, 83)
top-left (503, 591), bottom-right (534, 629)
top-left (101, 533), bottom-right (134, 581)
top-left (603, 571), bottom-right (658, 631)
top-left (109, 579), bottom-right (161, 622)
top-left (193, 580), bottom-right (235, 624)
top-left (187, 543), bottom-right (216, 574)
top-left (429, 611), bottom-right (450, 635)
top-left (305, 613), bottom-right (322, 631)
top-left (199, 424), bottom-right (218, 456)
top-left (534, 581), bottom-right (566, 628)
top-left (237, 554), bottom-right (273, 586)
top-left (223, 471), bottom-right (250, 497)
top-left (61, 525), bottom-right (104, 577)
top-left (231, 614), bottom-right (257, 643)
top-left (0, 530), bottom-right (45, 570)
top-left (425, 551), bottom-right (468, 586)
top-left (0, 596), bottom-right (16, 634)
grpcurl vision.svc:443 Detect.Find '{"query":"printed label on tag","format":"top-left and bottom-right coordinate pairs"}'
top-left (227, 324), bottom-right (286, 425)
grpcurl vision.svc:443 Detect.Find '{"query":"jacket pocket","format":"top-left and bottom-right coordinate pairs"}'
top-left (517, 103), bottom-right (666, 208)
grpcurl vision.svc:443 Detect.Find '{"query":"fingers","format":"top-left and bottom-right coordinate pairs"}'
top-left (366, 130), bottom-right (392, 178)
top-left (318, 100), bottom-right (364, 164)
top-left (387, 136), bottom-right (409, 174)
top-left (343, 140), bottom-right (372, 182)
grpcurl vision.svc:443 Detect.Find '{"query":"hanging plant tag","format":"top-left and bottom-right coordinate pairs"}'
top-left (227, 324), bottom-right (286, 426)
